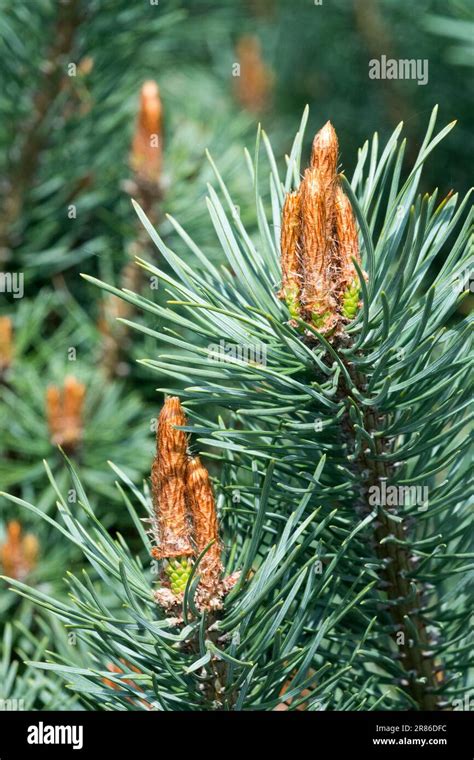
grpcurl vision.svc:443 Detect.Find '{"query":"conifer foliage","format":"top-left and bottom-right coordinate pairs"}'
top-left (2, 106), bottom-right (472, 711)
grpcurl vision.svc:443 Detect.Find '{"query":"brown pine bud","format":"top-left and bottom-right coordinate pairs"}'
top-left (310, 120), bottom-right (339, 183)
top-left (334, 186), bottom-right (365, 320)
top-left (300, 167), bottom-right (338, 332)
top-left (78, 56), bottom-right (94, 76)
top-left (63, 375), bottom-right (86, 425)
top-left (186, 456), bottom-right (224, 610)
top-left (0, 521), bottom-right (39, 580)
top-left (234, 35), bottom-right (273, 113)
top-left (130, 81), bottom-right (163, 186)
top-left (21, 533), bottom-right (39, 568)
top-left (279, 190), bottom-right (302, 317)
top-left (334, 186), bottom-right (360, 290)
top-left (151, 397), bottom-right (193, 560)
top-left (46, 376), bottom-right (86, 451)
top-left (186, 456), bottom-right (220, 555)
top-left (279, 119), bottom-right (365, 337)
top-left (0, 316), bottom-right (13, 372)
top-left (46, 385), bottom-right (62, 435)
top-left (308, 122), bottom-right (339, 246)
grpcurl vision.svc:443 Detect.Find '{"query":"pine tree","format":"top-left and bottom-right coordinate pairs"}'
top-left (0, 0), bottom-right (257, 510)
top-left (0, 0), bottom-right (260, 706)
top-left (2, 107), bottom-right (471, 711)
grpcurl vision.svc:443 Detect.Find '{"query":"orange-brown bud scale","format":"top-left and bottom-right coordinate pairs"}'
top-left (151, 397), bottom-right (193, 560)
top-left (186, 456), bottom-right (224, 610)
top-left (0, 520), bottom-right (39, 580)
top-left (63, 375), bottom-right (86, 424)
top-left (46, 386), bottom-right (61, 434)
top-left (279, 190), bottom-right (302, 316)
top-left (300, 168), bottom-right (338, 331)
top-left (234, 36), bottom-right (272, 113)
top-left (0, 317), bottom-right (13, 372)
top-left (130, 81), bottom-right (163, 186)
top-left (306, 121), bottom-right (339, 282)
top-left (103, 661), bottom-right (151, 709)
top-left (310, 120), bottom-right (339, 182)
top-left (46, 376), bottom-right (86, 451)
top-left (334, 186), bottom-right (361, 295)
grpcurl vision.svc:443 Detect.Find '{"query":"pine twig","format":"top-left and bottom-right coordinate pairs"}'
top-left (0, 0), bottom-right (82, 255)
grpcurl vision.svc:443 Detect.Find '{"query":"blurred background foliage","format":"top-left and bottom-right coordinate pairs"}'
top-left (0, 0), bottom-right (472, 707)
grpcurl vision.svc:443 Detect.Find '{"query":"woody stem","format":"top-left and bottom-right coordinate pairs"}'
top-left (341, 363), bottom-right (442, 710)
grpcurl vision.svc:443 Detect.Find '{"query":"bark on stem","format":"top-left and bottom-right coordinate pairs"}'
top-left (343, 363), bottom-right (442, 710)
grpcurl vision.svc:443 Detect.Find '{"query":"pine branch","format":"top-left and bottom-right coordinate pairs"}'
top-left (81, 106), bottom-right (472, 709)
top-left (1, 452), bottom-right (377, 710)
top-left (0, 0), bottom-right (82, 253)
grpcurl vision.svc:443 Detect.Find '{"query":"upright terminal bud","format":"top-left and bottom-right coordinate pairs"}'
top-left (279, 190), bottom-right (302, 318)
top-left (130, 81), bottom-right (163, 187)
top-left (0, 316), bottom-right (13, 373)
top-left (234, 35), bottom-right (272, 113)
top-left (46, 375), bottom-right (86, 452)
top-left (151, 397), bottom-right (193, 597)
top-left (279, 119), bottom-right (365, 338)
top-left (186, 456), bottom-right (225, 610)
top-left (0, 521), bottom-right (39, 580)
top-left (334, 186), bottom-right (362, 319)
top-left (311, 121), bottom-right (338, 173)
top-left (300, 167), bottom-right (338, 332)
top-left (308, 121), bottom-right (339, 255)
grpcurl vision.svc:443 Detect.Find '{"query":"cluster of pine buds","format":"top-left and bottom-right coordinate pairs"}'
top-left (150, 397), bottom-right (237, 614)
top-left (279, 121), bottom-right (366, 336)
top-left (46, 375), bottom-right (86, 452)
top-left (0, 520), bottom-right (39, 580)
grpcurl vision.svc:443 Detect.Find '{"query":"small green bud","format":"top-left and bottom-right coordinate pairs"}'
top-left (284, 284), bottom-right (301, 320)
top-left (342, 280), bottom-right (360, 320)
top-left (164, 556), bottom-right (193, 595)
top-left (311, 309), bottom-right (332, 329)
